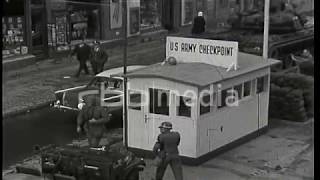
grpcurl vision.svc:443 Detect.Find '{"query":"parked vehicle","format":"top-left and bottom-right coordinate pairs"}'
top-left (52, 65), bottom-right (146, 126)
top-left (26, 144), bottom-right (146, 180)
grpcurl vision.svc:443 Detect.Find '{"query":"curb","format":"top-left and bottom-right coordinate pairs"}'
top-left (270, 118), bottom-right (314, 126)
top-left (2, 169), bottom-right (15, 176)
top-left (2, 55), bottom-right (37, 72)
top-left (3, 101), bottom-right (54, 119)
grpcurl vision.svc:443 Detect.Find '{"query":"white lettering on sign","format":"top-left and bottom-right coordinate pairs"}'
top-left (166, 36), bottom-right (238, 69)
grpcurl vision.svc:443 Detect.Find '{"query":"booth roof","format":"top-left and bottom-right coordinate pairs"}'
top-left (124, 53), bottom-right (280, 87)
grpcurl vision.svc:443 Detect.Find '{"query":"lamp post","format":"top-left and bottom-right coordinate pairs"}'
top-left (263, 0), bottom-right (270, 60)
top-left (122, 0), bottom-right (128, 148)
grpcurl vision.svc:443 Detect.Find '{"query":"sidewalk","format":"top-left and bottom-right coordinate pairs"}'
top-left (3, 119), bottom-right (313, 179)
top-left (2, 39), bottom-right (166, 118)
top-left (139, 119), bottom-right (314, 180)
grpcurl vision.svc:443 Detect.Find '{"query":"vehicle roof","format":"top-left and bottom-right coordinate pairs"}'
top-left (96, 65), bottom-right (147, 79)
top-left (124, 53), bottom-right (280, 87)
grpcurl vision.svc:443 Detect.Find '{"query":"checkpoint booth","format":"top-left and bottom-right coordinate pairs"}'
top-left (124, 37), bottom-right (279, 164)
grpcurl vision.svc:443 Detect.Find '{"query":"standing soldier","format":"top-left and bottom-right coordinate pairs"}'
top-left (70, 36), bottom-right (91, 77)
top-left (90, 41), bottom-right (109, 74)
top-left (153, 122), bottom-right (183, 180)
top-left (76, 95), bottom-right (110, 147)
top-left (191, 11), bottom-right (206, 35)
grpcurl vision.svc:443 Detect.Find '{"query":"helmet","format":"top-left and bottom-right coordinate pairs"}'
top-left (167, 56), bottom-right (177, 65)
top-left (158, 122), bottom-right (172, 129)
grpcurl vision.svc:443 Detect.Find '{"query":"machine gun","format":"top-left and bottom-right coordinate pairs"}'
top-left (36, 144), bottom-right (145, 180)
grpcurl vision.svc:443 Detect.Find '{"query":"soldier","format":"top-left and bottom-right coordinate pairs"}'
top-left (191, 11), bottom-right (206, 35)
top-left (70, 36), bottom-right (91, 77)
top-left (76, 95), bottom-right (110, 147)
top-left (90, 41), bottom-right (109, 74)
top-left (153, 122), bottom-right (183, 180)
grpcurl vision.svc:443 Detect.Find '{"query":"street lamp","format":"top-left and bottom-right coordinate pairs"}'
top-left (263, 0), bottom-right (270, 60)
top-left (122, 0), bottom-right (128, 148)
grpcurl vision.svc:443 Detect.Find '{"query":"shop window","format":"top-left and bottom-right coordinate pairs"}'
top-left (244, 0), bottom-right (255, 11)
top-left (129, 7), bottom-right (140, 35)
top-left (243, 80), bottom-right (252, 97)
top-left (140, 0), bottom-right (161, 30)
top-left (129, 90), bottom-right (142, 110)
top-left (2, 16), bottom-right (27, 59)
top-left (68, 1), bottom-right (101, 40)
top-left (257, 76), bottom-right (267, 94)
top-left (31, 0), bottom-right (43, 5)
top-left (181, 0), bottom-right (194, 25)
top-left (200, 94), bottom-right (211, 115)
top-left (55, 15), bottom-right (68, 46)
top-left (233, 83), bottom-right (243, 100)
top-left (219, 0), bottom-right (229, 8)
top-left (69, 10), bottom-right (95, 41)
top-left (177, 96), bottom-right (191, 117)
top-left (49, 1), bottom-right (102, 51)
top-left (218, 88), bottom-right (232, 109)
top-left (149, 88), bottom-right (170, 115)
top-left (3, 0), bottom-right (24, 15)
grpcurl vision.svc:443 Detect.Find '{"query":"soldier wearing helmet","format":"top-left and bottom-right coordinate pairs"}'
top-left (90, 41), bottom-right (109, 74)
top-left (191, 11), bottom-right (206, 35)
top-left (153, 121), bottom-right (183, 180)
top-left (76, 95), bottom-right (111, 147)
top-left (70, 34), bottom-right (91, 77)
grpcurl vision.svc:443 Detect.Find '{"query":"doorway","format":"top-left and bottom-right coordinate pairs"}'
top-left (30, 3), bottom-right (48, 57)
top-left (162, 0), bottom-right (174, 31)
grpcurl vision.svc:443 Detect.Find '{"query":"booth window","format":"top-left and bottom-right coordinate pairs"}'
top-left (243, 80), bottom-right (252, 97)
top-left (200, 94), bottom-right (211, 115)
top-left (177, 96), bottom-right (191, 117)
top-left (218, 88), bottom-right (232, 109)
top-left (233, 83), bottom-right (243, 100)
top-left (149, 88), bottom-right (170, 115)
top-left (129, 90), bottom-right (142, 110)
top-left (256, 76), bottom-right (267, 94)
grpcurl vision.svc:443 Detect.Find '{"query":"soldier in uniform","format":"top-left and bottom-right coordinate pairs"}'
top-left (71, 36), bottom-right (92, 77)
top-left (153, 122), bottom-right (183, 180)
top-left (191, 11), bottom-right (206, 35)
top-left (76, 95), bottom-right (110, 147)
top-left (90, 41), bottom-right (109, 74)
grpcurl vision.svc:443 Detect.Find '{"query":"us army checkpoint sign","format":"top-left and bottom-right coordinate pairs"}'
top-left (166, 36), bottom-right (238, 69)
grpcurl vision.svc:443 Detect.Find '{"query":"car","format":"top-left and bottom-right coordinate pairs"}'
top-left (52, 65), bottom-right (146, 127)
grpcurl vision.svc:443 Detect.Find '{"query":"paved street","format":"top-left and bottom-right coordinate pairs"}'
top-left (3, 0), bottom-right (314, 180)
top-left (3, 119), bottom-right (313, 180)
top-left (2, 37), bottom-right (314, 180)
top-left (2, 40), bottom-right (166, 117)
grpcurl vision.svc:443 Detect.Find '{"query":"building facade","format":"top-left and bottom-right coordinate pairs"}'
top-left (2, 0), bottom-right (314, 61)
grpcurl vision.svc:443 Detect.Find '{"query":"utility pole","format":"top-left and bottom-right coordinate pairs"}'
top-left (123, 0), bottom-right (128, 148)
top-left (263, 0), bottom-right (270, 60)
